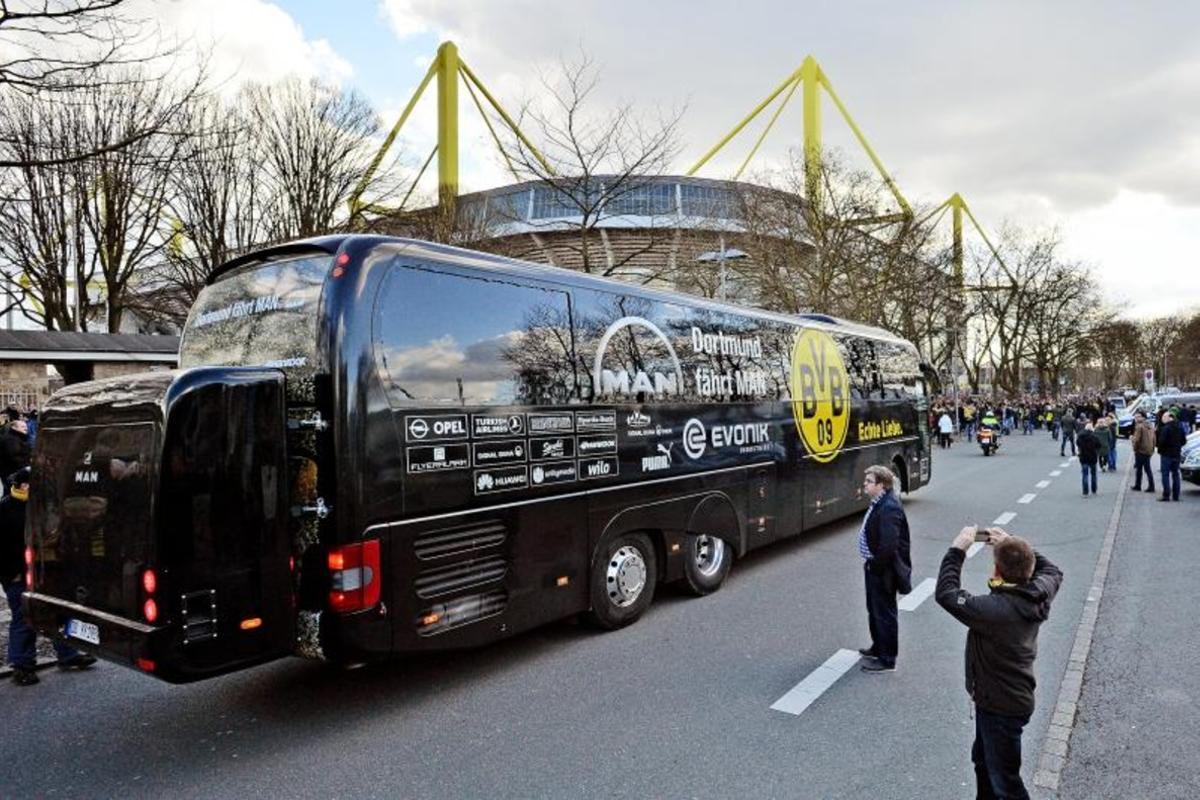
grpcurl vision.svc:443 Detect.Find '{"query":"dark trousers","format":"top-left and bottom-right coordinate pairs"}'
top-left (939, 432), bottom-right (951, 448)
top-left (973, 706), bottom-right (1031, 800)
top-left (1059, 431), bottom-right (1075, 456)
top-left (1080, 462), bottom-right (1097, 495)
top-left (5, 578), bottom-right (78, 670)
top-left (1133, 453), bottom-right (1154, 491)
top-left (863, 563), bottom-right (897, 667)
top-left (1160, 456), bottom-right (1181, 501)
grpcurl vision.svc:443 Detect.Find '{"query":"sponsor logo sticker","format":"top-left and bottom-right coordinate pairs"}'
top-left (472, 439), bottom-right (527, 466)
top-left (579, 456), bottom-right (619, 480)
top-left (530, 436), bottom-right (576, 461)
top-left (575, 410), bottom-right (616, 431)
top-left (531, 461), bottom-right (578, 485)
top-left (472, 413), bottom-right (525, 438)
top-left (474, 466), bottom-right (529, 494)
top-left (577, 433), bottom-right (618, 455)
top-left (529, 412), bottom-right (575, 434)
top-left (406, 444), bottom-right (471, 474)
top-left (405, 414), bottom-right (468, 442)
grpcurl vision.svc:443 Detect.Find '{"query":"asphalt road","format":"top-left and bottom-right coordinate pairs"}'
top-left (3, 430), bottom-right (1186, 799)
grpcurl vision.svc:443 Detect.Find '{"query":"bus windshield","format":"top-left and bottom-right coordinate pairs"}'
top-left (179, 254), bottom-right (330, 375)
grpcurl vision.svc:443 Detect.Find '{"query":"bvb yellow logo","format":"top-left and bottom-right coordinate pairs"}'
top-left (790, 329), bottom-right (850, 463)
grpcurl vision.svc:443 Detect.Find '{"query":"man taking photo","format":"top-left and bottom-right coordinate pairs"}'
top-left (936, 527), bottom-right (1063, 800)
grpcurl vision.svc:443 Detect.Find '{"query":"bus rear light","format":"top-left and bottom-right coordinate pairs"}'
top-left (136, 658), bottom-right (156, 673)
top-left (24, 546), bottom-right (33, 589)
top-left (420, 611), bottom-right (441, 627)
top-left (142, 569), bottom-right (157, 595)
top-left (327, 539), bottom-right (381, 613)
top-left (143, 598), bottom-right (158, 623)
top-left (240, 617), bottom-right (263, 631)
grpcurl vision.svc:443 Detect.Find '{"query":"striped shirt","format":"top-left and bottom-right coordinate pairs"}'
top-left (858, 494), bottom-right (884, 561)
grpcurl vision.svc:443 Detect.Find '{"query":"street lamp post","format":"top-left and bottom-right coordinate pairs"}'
top-left (696, 237), bottom-right (748, 302)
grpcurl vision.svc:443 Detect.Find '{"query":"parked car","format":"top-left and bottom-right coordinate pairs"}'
top-left (1117, 392), bottom-right (1200, 438)
top-left (1182, 431), bottom-right (1200, 486)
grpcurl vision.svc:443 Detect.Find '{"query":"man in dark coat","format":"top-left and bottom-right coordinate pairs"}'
top-left (2, 467), bottom-right (96, 685)
top-left (856, 464), bottom-right (913, 673)
top-left (1076, 423), bottom-right (1101, 497)
top-left (1156, 411), bottom-right (1187, 502)
top-left (0, 416), bottom-right (31, 493)
top-left (936, 526), bottom-right (1063, 800)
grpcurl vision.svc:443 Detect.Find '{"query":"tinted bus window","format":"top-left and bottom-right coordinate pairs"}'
top-left (374, 263), bottom-right (575, 407)
top-left (180, 254), bottom-right (330, 377)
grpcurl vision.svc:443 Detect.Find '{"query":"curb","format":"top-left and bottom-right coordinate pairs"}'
top-left (1032, 453), bottom-right (1133, 796)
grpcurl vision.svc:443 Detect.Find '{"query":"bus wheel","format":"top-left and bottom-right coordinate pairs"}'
top-left (585, 532), bottom-right (657, 630)
top-left (682, 533), bottom-right (732, 596)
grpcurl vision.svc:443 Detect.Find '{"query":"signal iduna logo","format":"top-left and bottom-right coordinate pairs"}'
top-left (790, 328), bottom-right (850, 463)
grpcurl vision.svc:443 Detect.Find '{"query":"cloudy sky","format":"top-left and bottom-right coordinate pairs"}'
top-left (152, 0), bottom-right (1200, 319)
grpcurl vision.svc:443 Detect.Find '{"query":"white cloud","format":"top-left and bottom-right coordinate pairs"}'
top-left (142, 0), bottom-right (354, 93)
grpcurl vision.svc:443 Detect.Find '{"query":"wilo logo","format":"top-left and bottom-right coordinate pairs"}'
top-left (592, 316), bottom-right (684, 399)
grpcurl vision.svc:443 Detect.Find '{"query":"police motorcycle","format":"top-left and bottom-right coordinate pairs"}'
top-left (977, 413), bottom-right (1002, 456)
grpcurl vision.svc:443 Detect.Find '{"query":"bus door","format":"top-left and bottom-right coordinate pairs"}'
top-left (745, 465), bottom-right (778, 548)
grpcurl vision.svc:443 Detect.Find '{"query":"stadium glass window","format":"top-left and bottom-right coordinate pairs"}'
top-left (606, 182), bottom-right (677, 216)
top-left (531, 181), bottom-right (602, 220)
top-left (487, 190), bottom-right (530, 223)
top-left (680, 184), bottom-right (735, 219)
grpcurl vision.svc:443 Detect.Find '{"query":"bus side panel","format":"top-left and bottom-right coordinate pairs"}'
top-left (382, 494), bottom-right (589, 651)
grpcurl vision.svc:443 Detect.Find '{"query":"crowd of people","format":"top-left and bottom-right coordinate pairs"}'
top-left (0, 405), bottom-right (97, 686)
top-left (928, 392), bottom-right (1196, 501)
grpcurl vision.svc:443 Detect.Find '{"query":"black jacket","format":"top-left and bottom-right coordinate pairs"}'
top-left (863, 490), bottom-right (913, 594)
top-left (0, 427), bottom-right (30, 484)
top-left (936, 548), bottom-right (1063, 717)
top-left (1076, 429), bottom-right (1101, 465)
top-left (0, 492), bottom-right (27, 583)
top-left (1156, 420), bottom-right (1186, 459)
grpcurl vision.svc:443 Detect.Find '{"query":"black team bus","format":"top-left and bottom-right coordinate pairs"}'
top-left (25, 235), bottom-right (932, 682)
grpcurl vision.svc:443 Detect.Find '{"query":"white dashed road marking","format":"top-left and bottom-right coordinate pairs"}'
top-left (992, 511), bottom-right (1017, 526)
top-left (1036, 480), bottom-right (1051, 488)
top-left (967, 542), bottom-right (985, 558)
top-left (1050, 470), bottom-right (1062, 477)
top-left (1018, 493), bottom-right (1037, 504)
top-left (771, 649), bottom-right (862, 716)
top-left (1059, 462), bottom-right (1071, 468)
top-left (899, 578), bottom-right (936, 611)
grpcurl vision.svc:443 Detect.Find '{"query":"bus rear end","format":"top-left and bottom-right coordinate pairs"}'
top-left (25, 368), bottom-right (295, 682)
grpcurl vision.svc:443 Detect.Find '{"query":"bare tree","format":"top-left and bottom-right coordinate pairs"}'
top-left (0, 90), bottom-right (96, 329)
top-left (150, 97), bottom-right (269, 321)
top-left (0, 1), bottom-right (203, 169)
top-left (245, 78), bottom-right (391, 240)
top-left (496, 50), bottom-right (684, 280)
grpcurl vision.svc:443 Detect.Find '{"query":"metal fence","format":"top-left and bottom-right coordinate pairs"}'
top-left (0, 387), bottom-right (50, 412)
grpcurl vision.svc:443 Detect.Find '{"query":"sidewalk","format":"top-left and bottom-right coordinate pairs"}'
top-left (1055, 477), bottom-right (1200, 798)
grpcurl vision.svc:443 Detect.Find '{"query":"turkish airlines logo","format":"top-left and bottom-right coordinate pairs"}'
top-left (592, 316), bottom-right (684, 399)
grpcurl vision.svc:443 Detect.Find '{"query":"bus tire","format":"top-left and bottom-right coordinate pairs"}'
top-left (585, 532), bottom-right (657, 630)
top-left (681, 533), bottom-right (733, 596)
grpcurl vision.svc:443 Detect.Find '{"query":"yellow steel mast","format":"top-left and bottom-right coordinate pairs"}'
top-left (348, 42), bottom-right (552, 228)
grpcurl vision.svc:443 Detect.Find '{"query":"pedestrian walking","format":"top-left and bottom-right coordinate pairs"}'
top-left (1156, 411), bottom-right (1186, 502)
top-left (1077, 423), bottom-right (1101, 497)
top-left (856, 465), bottom-right (913, 673)
top-left (938, 410), bottom-right (955, 449)
top-left (1130, 412), bottom-right (1156, 493)
top-left (1059, 412), bottom-right (1077, 457)
top-left (1094, 418), bottom-right (1112, 473)
top-left (0, 416), bottom-right (31, 493)
top-left (936, 526), bottom-right (1063, 800)
top-left (2, 467), bottom-right (97, 685)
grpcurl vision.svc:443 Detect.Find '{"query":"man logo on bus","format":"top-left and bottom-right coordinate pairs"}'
top-left (790, 328), bottom-right (850, 463)
top-left (592, 316), bottom-right (684, 399)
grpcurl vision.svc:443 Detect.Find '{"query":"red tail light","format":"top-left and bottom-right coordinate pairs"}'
top-left (327, 539), bottom-right (381, 613)
top-left (142, 569), bottom-right (157, 595)
top-left (143, 598), bottom-right (158, 623)
top-left (24, 546), bottom-right (33, 589)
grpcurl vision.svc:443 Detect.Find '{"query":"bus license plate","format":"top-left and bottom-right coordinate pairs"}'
top-left (65, 619), bottom-right (100, 645)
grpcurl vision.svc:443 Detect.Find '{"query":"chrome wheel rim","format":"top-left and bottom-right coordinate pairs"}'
top-left (606, 545), bottom-right (647, 608)
top-left (693, 534), bottom-right (726, 578)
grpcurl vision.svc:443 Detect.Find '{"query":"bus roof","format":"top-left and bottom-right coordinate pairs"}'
top-left (212, 234), bottom-right (917, 351)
